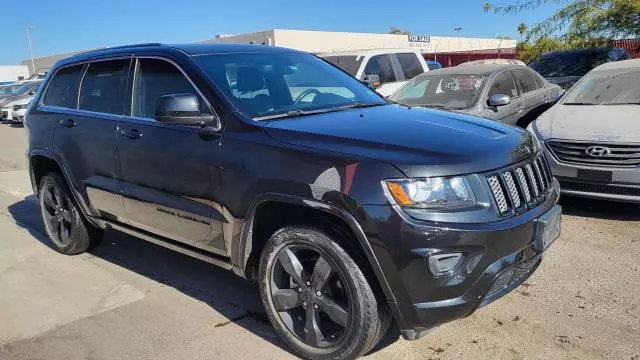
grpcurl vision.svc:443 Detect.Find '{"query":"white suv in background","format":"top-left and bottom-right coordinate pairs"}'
top-left (320, 49), bottom-right (429, 97)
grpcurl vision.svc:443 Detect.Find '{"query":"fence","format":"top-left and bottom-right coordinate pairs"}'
top-left (423, 47), bottom-right (517, 67)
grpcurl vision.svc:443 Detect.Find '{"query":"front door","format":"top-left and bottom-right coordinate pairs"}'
top-left (486, 70), bottom-right (524, 125)
top-left (116, 57), bottom-right (227, 255)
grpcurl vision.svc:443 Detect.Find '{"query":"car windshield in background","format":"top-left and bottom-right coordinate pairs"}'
top-left (11, 83), bottom-right (38, 96)
top-left (389, 73), bottom-right (486, 110)
top-left (562, 68), bottom-right (640, 106)
top-left (322, 55), bottom-right (363, 77)
top-left (530, 50), bottom-right (607, 77)
top-left (194, 52), bottom-right (385, 119)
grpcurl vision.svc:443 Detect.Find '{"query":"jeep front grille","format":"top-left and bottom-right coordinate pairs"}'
top-left (486, 154), bottom-right (553, 216)
top-left (547, 140), bottom-right (640, 167)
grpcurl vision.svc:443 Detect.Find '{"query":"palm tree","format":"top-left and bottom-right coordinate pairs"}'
top-left (517, 22), bottom-right (528, 43)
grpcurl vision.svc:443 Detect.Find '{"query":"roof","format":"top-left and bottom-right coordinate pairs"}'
top-left (592, 58), bottom-right (640, 71)
top-left (56, 43), bottom-right (305, 66)
top-left (419, 63), bottom-right (520, 76)
top-left (318, 48), bottom-right (422, 57)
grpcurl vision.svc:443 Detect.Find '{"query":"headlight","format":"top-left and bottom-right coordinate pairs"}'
top-left (527, 121), bottom-right (542, 150)
top-left (13, 104), bottom-right (28, 110)
top-left (384, 177), bottom-right (476, 210)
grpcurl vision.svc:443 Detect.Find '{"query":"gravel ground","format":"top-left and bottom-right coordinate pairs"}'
top-left (0, 122), bottom-right (638, 360)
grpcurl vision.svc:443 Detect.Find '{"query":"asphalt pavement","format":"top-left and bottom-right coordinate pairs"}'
top-left (0, 121), bottom-right (638, 360)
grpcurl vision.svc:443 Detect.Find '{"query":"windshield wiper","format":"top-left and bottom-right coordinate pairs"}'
top-left (254, 102), bottom-right (386, 121)
top-left (563, 102), bottom-right (596, 105)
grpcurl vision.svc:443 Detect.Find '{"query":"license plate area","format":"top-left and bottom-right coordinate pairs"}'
top-left (534, 205), bottom-right (562, 252)
top-left (577, 169), bottom-right (612, 182)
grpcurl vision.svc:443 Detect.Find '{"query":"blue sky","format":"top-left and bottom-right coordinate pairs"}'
top-left (1, 0), bottom-right (561, 65)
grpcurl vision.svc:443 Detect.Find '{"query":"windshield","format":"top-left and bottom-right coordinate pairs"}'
top-left (562, 67), bottom-right (640, 105)
top-left (321, 55), bottom-right (363, 77)
top-left (11, 82), bottom-right (40, 96)
top-left (389, 73), bottom-right (486, 110)
top-left (530, 50), bottom-right (607, 77)
top-left (194, 52), bottom-right (385, 119)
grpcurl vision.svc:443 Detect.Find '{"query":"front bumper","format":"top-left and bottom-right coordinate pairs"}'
top-left (12, 109), bottom-right (26, 123)
top-left (359, 180), bottom-right (560, 340)
top-left (542, 147), bottom-right (640, 203)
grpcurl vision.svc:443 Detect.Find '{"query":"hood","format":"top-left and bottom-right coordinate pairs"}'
top-left (0, 94), bottom-right (32, 107)
top-left (536, 104), bottom-right (640, 143)
top-left (264, 105), bottom-right (536, 178)
top-left (545, 76), bottom-right (582, 90)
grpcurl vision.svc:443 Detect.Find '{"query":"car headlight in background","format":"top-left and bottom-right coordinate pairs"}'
top-left (527, 122), bottom-right (542, 150)
top-left (384, 177), bottom-right (476, 210)
top-left (12, 104), bottom-right (28, 111)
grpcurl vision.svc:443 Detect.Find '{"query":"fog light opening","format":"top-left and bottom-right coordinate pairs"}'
top-left (428, 253), bottom-right (463, 276)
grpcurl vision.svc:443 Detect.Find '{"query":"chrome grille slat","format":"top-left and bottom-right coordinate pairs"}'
top-left (514, 168), bottom-right (531, 203)
top-left (533, 159), bottom-right (547, 190)
top-left (525, 164), bottom-right (540, 197)
top-left (547, 140), bottom-right (640, 167)
top-left (502, 172), bottom-right (521, 208)
top-left (488, 176), bottom-right (509, 213)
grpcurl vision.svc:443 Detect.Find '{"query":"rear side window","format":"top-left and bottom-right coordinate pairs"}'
top-left (364, 55), bottom-right (396, 83)
top-left (79, 59), bottom-right (129, 115)
top-left (397, 53), bottom-right (424, 79)
top-left (132, 58), bottom-right (210, 120)
top-left (43, 65), bottom-right (83, 108)
top-left (514, 69), bottom-right (539, 94)
top-left (489, 71), bottom-right (518, 98)
top-left (322, 56), bottom-right (363, 77)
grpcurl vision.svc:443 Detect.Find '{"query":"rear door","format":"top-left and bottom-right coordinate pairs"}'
top-left (485, 70), bottom-right (523, 125)
top-left (362, 54), bottom-right (399, 85)
top-left (395, 52), bottom-right (427, 80)
top-left (51, 58), bottom-right (130, 221)
top-left (513, 68), bottom-right (549, 126)
top-left (116, 56), bottom-right (226, 255)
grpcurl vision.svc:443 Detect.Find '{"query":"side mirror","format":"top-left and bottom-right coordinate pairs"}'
top-left (155, 93), bottom-right (216, 126)
top-left (364, 74), bottom-right (381, 88)
top-left (488, 94), bottom-right (511, 107)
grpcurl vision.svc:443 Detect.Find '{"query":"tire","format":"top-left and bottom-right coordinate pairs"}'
top-left (259, 226), bottom-right (381, 360)
top-left (39, 172), bottom-right (103, 255)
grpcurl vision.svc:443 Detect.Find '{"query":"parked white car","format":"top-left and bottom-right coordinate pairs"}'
top-left (0, 81), bottom-right (41, 123)
top-left (320, 49), bottom-right (429, 97)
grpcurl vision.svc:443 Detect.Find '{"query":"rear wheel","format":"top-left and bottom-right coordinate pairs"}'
top-left (259, 227), bottom-right (381, 360)
top-left (39, 173), bottom-right (102, 254)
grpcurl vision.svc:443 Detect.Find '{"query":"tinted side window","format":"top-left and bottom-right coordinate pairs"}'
top-left (364, 55), bottom-right (396, 83)
top-left (397, 53), bottom-right (424, 79)
top-left (489, 71), bottom-right (518, 98)
top-left (43, 65), bottom-right (84, 108)
top-left (514, 69), bottom-right (539, 94)
top-left (132, 58), bottom-right (210, 119)
top-left (79, 59), bottom-right (129, 115)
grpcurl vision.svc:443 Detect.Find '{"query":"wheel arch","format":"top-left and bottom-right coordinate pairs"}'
top-left (28, 150), bottom-right (99, 227)
top-left (236, 193), bottom-right (396, 304)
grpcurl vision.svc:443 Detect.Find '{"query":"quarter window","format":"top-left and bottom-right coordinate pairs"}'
top-left (79, 59), bottom-right (129, 115)
top-left (364, 55), bottom-right (396, 83)
top-left (514, 69), bottom-right (539, 94)
top-left (397, 53), bottom-right (424, 80)
top-left (489, 71), bottom-right (518, 98)
top-left (42, 65), bottom-right (84, 108)
top-left (132, 58), bottom-right (211, 120)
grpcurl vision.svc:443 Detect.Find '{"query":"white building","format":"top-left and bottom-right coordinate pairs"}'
top-left (200, 29), bottom-right (517, 55)
top-left (0, 66), bottom-right (29, 83)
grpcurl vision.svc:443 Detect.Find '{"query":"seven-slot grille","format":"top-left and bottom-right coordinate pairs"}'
top-left (547, 140), bottom-right (640, 167)
top-left (487, 153), bottom-right (553, 215)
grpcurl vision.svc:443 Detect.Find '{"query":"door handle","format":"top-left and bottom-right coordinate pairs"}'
top-left (58, 119), bottom-right (76, 128)
top-left (119, 128), bottom-right (143, 139)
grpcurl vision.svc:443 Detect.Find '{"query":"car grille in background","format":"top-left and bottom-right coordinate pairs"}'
top-left (486, 154), bottom-right (553, 216)
top-left (560, 180), bottom-right (640, 198)
top-left (547, 140), bottom-right (640, 167)
top-left (481, 255), bottom-right (541, 307)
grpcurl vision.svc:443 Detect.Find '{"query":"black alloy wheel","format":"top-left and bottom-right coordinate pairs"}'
top-left (41, 180), bottom-right (74, 248)
top-left (270, 244), bottom-right (351, 348)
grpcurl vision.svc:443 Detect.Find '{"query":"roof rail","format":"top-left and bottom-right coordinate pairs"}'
top-left (80, 43), bottom-right (163, 55)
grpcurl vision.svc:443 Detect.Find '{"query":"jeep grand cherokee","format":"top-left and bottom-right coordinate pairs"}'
top-left (25, 43), bottom-right (561, 360)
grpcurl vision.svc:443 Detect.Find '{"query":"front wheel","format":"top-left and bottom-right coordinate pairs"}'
top-left (259, 226), bottom-right (381, 360)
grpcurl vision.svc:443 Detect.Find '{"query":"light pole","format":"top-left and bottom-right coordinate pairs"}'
top-left (454, 27), bottom-right (462, 39)
top-left (26, 26), bottom-right (36, 76)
